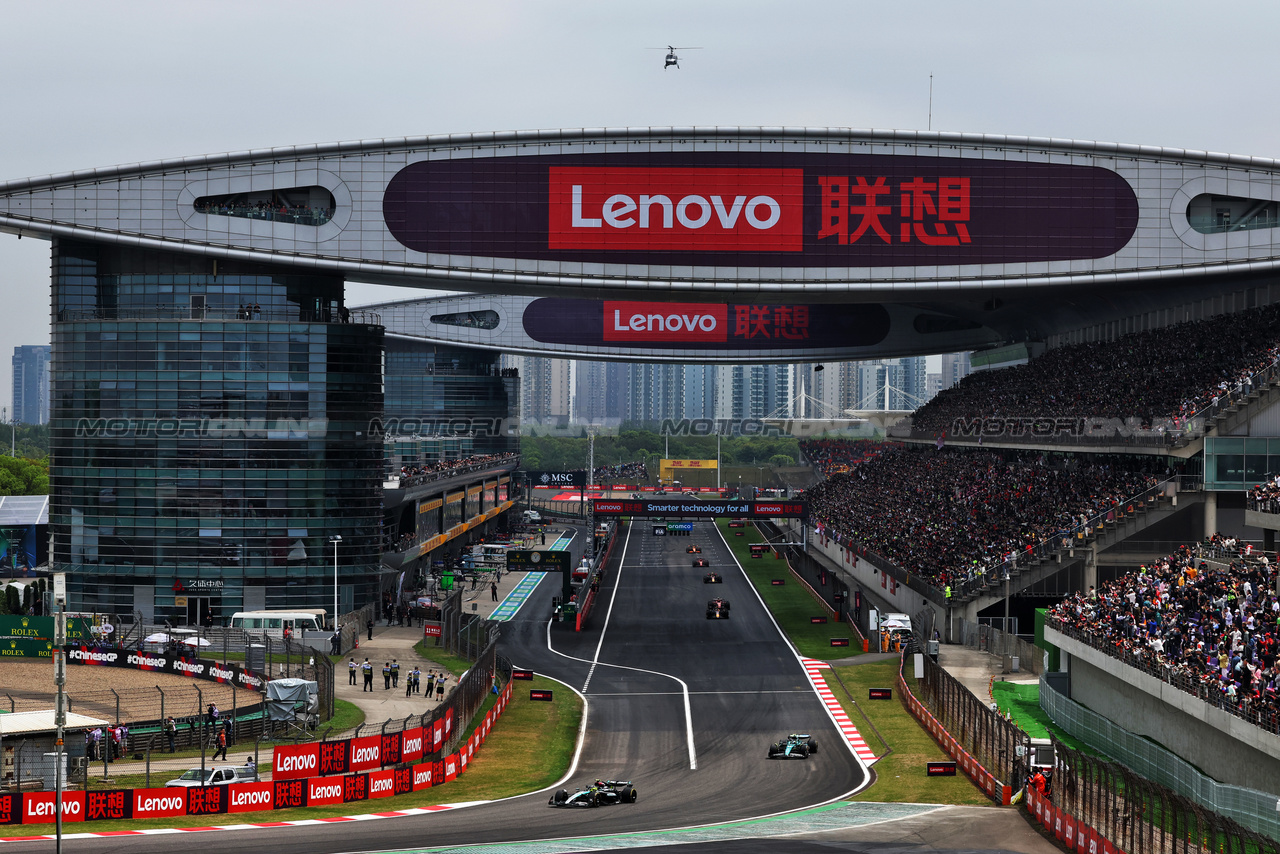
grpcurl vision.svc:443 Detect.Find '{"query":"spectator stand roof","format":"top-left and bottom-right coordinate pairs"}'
top-left (0, 495), bottom-right (48, 526)
top-left (0, 710), bottom-right (109, 736)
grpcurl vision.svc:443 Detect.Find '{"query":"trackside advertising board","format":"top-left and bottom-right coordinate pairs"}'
top-left (0, 682), bottom-right (516, 828)
top-left (65, 645), bottom-right (264, 691)
top-left (592, 499), bottom-right (806, 518)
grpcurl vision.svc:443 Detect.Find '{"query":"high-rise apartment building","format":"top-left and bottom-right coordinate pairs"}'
top-left (12, 345), bottom-right (51, 426)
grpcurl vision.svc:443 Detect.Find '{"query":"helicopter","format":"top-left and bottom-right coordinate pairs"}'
top-left (649, 45), bottom-right (702, 70)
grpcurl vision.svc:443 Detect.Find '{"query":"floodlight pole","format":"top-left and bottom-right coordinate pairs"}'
top-left (53, 572), bottom-right (67, 854)
top-left (329, 535), bottom-right (342, 635)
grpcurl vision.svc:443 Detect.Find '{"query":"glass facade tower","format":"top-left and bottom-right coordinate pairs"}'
top-left (49, 241), bottom-right (385, 624)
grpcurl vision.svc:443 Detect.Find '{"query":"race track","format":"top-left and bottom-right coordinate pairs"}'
top-left (50, 519), bottom-right (870, 854)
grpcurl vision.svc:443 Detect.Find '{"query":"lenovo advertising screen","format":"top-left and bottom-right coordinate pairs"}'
top-left (382, 153), bottom-right (1137, 268)
top-left (592, 499), bottom-right (806, 519)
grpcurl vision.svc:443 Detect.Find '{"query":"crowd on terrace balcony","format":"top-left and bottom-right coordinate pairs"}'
top-left (800, 441), bottom-right (1162, 593)
top-left (801, 438), bottom-right (892, 476)
top-left (1250, 476), bottom-right (1280, 514)
top-left (909, 303), bottom-right (1280, 439)
top-left (396, 452), bottom-right (520, 488)
top-left (1048, 537), bottom-right (1280, 730)
top-left (194, 198), bottom-right (334, 226)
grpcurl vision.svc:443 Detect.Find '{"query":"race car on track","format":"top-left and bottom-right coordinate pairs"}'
top-left (549, 779), bottom-right (638, 807)
top-left (692, 558), bottom-right (709, 567)
top-left (768, 733), bottom-right (818, 759)
top-left (703, 571), bottom-right (722, 583)
top-left (686, 545), bottom-right (701, 554)
top-left (706, 597), bottom-right (731, 618)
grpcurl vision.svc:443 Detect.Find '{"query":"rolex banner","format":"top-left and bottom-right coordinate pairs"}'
top-left (0, 615), bottom-right (96, 650)
top-left (0, 637), bottom-right (57, 658)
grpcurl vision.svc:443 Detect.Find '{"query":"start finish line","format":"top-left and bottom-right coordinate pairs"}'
top-left (591, 499), bottom-right (807, 519)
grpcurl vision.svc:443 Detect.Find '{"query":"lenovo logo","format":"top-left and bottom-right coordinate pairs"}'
top-left (230, 788), bottom-right (271, 808)
top-left (549, 167), bottom-right (802, 251)
top-left (135, 795), bottom-right (184, 812)
top-left (604, 302), bottom-right (726, 343)
top-left (276, 753), bottom-right (317, 773)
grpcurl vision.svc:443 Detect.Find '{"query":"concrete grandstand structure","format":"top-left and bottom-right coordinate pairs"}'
top-left (3, 128), bottom-right (1280, 811)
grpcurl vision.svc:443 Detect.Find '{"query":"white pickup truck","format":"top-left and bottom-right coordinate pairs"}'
top-left (166, 763), bottom-right (259, 787)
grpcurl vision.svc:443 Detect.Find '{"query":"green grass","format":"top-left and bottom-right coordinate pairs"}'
top-left (412, 641), bottom-right (475, 677)
top-left (0, 675), bottom-right (582, 836)
top-left (322, 697), bottom-right (366, 734)
top-left (715, 519), bottom-right (865, 660)
top-left (834, 660), bottom-right (992, 805)
top-left (991, 681), bottom-right (1091, 753)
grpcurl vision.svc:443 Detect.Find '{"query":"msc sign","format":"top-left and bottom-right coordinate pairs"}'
top-left (526, 470), bottom-right (586, 488)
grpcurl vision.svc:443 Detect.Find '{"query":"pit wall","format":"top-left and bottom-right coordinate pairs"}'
top-left (0, 683), bottom-right (512, 826)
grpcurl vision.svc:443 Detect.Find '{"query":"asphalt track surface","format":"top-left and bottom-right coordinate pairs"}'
top-left (37, 519), bottom-right (873, 854)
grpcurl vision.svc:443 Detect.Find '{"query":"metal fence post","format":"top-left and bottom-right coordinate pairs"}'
top-left (110, 689), bottom-right (120, 725)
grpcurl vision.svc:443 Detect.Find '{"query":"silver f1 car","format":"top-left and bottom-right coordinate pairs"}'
top-left (549, 779), bottom-right (638, 807)
top-left (768, 733), bottom-right (818, 759)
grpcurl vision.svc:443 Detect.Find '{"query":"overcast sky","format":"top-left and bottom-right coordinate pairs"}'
top-left (2, 0), bottom-right (1279, 410)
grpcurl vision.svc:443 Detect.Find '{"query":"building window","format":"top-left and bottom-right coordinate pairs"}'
top-left (194, 187), bottom-right (336, 226)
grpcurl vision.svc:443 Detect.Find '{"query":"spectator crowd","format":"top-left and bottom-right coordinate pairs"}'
top-left (909, 303), bottom-right (1280, 437)
top-left (1048, 537), bottom-right (1280, 729)
top-left (801, 438), bottom-right (892, 476)
top-left (1250, 475), bottom-right (1280, 514)
top-left (396, 452), bottom-right (520, 488)
top-left (801, 441), bottom-right (1161, 593)
top-left (591, 460), bottom-right (649, 483)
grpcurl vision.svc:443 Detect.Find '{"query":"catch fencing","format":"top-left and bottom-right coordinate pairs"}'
top-left (956, 619), bottom-right (1045, 677)
top-left (333, 640), bottom-right (507, 758)
top-left (434, 588), bottom-right (500, 660)
top-left (1048, 740), bottom-right (1280, 854)
top-left (910, 645), bottom-right (1027, 792)
top-left (1040, 674), bottom-right (1280, 846)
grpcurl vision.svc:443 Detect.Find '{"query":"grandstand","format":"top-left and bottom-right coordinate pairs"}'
top-left (794, 296), bottom-right (1280, 802)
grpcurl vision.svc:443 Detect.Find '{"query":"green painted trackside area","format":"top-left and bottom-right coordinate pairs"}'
top-left (990, 681), bottom-right (1093, 753)
top-left (388, 801), bottom-right (943, 854)
top-left (490, 572), bottom-right (549, 622)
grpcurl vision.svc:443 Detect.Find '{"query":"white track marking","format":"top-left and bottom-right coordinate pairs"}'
top-left (713, 521), bottom-right (874, 784)
top-left (544, 522), bottom-right (698, 771)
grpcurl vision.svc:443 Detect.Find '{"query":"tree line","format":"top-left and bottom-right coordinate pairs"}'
top-left (520, 428), bottom-right (800, 474)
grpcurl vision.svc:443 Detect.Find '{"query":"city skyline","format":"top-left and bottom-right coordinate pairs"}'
top-left (509, 353), bottom-right (969, 426)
